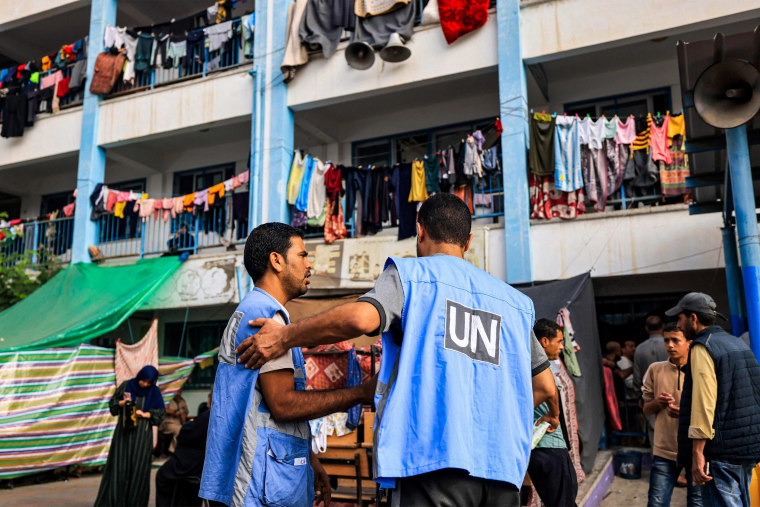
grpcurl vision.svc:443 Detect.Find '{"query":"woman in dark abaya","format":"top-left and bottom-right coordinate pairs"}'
top-left (94, 365), bottom-right (165, 507)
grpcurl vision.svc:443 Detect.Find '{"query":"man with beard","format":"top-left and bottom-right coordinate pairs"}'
top-left (668, 292), bottom-right (760, 507)
top-left (235, 194), bottom-right (558, 507)
top-left (199, 222), bottom-right (377, 507)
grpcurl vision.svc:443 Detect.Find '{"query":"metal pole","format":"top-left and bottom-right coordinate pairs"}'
top-left (722, 225), bottom-right (746, 336)
top-left (726, 125), bottom-right (760, 356)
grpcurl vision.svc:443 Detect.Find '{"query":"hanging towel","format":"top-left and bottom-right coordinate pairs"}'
top-left (409, 160), bottom-right (429, 202)
top-left (287, 150), bottom-right (307, 205)
top-left (615, 116), bottom-right (636, 145)
top-left (173, 197), bottom-right (185, 218)
top-left (557, 307), bottom-right (581, 377)
top-left (603, 118), bottom-right (617, 139)
top-left (554, 116), bottom-right (583, 192)
top-left (114, 319), bottom-right (159, 386)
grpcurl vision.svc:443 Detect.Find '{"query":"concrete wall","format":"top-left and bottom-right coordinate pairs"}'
top-left (0, 108), bottom-right (81, 171)
top-left (0, 0), bottom-right (86, 30)
top-left (484, 205), bottom-right (725, 282)
top-left (520, 0), bottom-right (760, 61)
top-left (98, 68), bottom-right (252, 147)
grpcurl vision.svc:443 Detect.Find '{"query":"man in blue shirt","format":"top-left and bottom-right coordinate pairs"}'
top-left (199, 223), bottom-right (376, 507)
top-left (236, 194), bottom-right (559, 506)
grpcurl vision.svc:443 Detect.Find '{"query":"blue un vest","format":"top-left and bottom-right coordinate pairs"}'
top-left (200, 288), bottom-right (313, 507)
top-left (373, 255), bottom-right (535, 489)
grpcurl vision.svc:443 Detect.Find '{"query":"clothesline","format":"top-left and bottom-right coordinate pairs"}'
top-left (529, 109), bottom-right (686, 121)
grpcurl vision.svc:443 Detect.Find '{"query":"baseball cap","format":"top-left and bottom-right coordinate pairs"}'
top-left (665, 292), bottom-right (727, 320)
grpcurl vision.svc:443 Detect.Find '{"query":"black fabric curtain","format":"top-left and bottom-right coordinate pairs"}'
top-left (519, 272), bottom-right (604, 474)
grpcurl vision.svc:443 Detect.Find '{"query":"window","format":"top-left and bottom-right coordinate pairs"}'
top-left (353, 140), bottom-right (391, 168)
top-left (40, 190), bottom-right (75, 217)
top-left (164, 321), bottom-right (226, 389)
top-left (564, 88), bottom-right (672, 119)
top-left (173, 163), bottom-right (235, 195)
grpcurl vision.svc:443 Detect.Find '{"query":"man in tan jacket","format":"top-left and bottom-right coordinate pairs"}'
top-left (642, 323), bottom-right (702, 506)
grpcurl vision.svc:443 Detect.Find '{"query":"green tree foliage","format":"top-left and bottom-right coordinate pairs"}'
top-left (0, 213), bottom-right (64, 312)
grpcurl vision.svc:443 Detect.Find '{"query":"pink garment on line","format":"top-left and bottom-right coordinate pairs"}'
top-left (114, 319), bottom-right (159, 387)
top-left (134, 198), bottom-right (155, 219)
top-left (616, 117), bottom-right (636, 145)
top-left (106, 190), bottom-right (119, 212)
top-left (236, 171), bottom-right (250, 185)
top-left (650, 115), bottom-right (673, 165)
top-left (160, 198), bottom-right (174, 222)
top-left (172, 197), bottom-right (184, 219)
top-left (116, 191), bottom-right (130, 202)
top-left (63, 202), bottom-right (75, 217)
top-left (40, 70), bottom-right (63, 90)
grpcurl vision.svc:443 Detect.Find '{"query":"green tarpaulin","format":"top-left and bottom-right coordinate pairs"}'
top-left (0, 257), bottom-right (182, 352)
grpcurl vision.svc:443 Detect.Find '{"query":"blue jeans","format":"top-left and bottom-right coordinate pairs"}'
top-left (648, 456), bottom-right (703, 507)
top-left (701, 460), bottom-right (754, 507)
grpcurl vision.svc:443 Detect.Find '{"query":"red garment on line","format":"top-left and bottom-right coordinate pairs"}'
top-left (437, 0), bottom-right (490, 45)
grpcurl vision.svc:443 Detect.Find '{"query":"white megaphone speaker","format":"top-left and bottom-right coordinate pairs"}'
top-left (345, 40), bottom-right (375, 70)
top-left (693, 59), bottom-right (760, 129)
top-left (379, 33), bottom-right (411, 63)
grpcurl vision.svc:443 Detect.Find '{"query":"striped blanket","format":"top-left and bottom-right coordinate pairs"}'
top-left (0, 344), bottom-right (216, 480)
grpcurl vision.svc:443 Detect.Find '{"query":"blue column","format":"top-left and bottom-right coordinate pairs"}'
top-left (71, 0), bottom-right (117, 263)
top-left (249, 0), bottom-right (293, 229)
top-left (726, 125), bottom-right (760, 356)
top-left (722, 225), bottom-right (746, 336)
top-left (497, 0), bottom-right (532, 284)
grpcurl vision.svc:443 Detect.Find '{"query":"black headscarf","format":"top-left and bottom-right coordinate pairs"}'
top-left (126, 365), bottom-right (165, 411)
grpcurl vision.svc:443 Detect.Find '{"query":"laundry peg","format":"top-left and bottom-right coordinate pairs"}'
top-left (586, 114), bottom-right (590, 118)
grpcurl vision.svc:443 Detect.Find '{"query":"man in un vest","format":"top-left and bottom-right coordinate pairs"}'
top-left (668, 292), bottom-right (760, 507)
top-left (236, 193), bottom-right (559, 506)
top-left (199, 223), bottom-right (376, 507)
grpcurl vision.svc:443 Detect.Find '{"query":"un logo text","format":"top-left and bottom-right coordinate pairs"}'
top-left (444, 300), bottom-right (501, 365)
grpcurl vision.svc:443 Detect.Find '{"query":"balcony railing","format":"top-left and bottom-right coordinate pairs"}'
top-left (0, 217), bottom-right (74, 267)
top-left (106, 18), bottom-right (249, 99)
top-left (96, 194), bottom-right (247, 259)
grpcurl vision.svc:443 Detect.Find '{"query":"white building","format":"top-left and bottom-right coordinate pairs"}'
top-left (1, 0), bottom-right (758, 407)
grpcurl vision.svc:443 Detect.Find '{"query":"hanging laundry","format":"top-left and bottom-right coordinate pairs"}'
top-left (90, 52), bottom-right (127, 95)
top-left (631, 115), bottom-right (651, 152)
top-left (183, 193), bottom-right (196, 212)
top-left (133, 198), bottom-right (155, 219)
top-left (454, 184), bottom-right (474, 214)
top-left (424, 155), bottom-right (441, 193)
top-left (237, 171), bottom-right (250, 185)
top-left (205, 21), bottom-right (234, 52)
top-left (287, 150), bottom-right (307, 205)
top-left (281, 0), bottom-right (308, 82)
top-left (615, 116), bottom-right (637, 145)
top-left (242, 14), bottom-right (255, 58)
top-left (659, 140), bottom-right (690, 196)
top-left (295, 156), bottom-right (315, 212)
top-left (667, 113), bottom-right (686, 148)
top-left (355, 0), bottom-right (411, 17)
top-left (529, 112), bottom-right (555, 176)
top-left (208, 183), bottom-right (225, 206)
top-left (115, 320), bottom-right (159, 386)
top-left (553, 115), bottom-right (582, 192)
top-left (409, 160), bottom-right (429, 202)
top-left (40, 70), bottom-right (63, 90)
top-left (604, 137), bottom-right (626, 197)
top-left (390, 163), bottom-right (417, 240)
top-left (106, 190), bottom-right (119, 212)
top-left (650, 114), bottom-right (672, 165)
top-left (463, 135), bottom-right (483, 178)
top-left (352, 0), bottom-right (415, 50)
top-left (299, 0), bottom-right (344, 58)
top-left (324, 197), bottom-right (347, 244)
top-left (172, 197), bottom-right (185, 219)
top-left (89, 184), bottom-right (107, 221)
top-left (529, 174), bottom-right (585, 220)
top-left (307, 159), bottom-right (328, 220)
top-left (194, 189), bottom-right (210, 213)
top-left (437, 0), bottom-right (489, 45)
top-left (602, 117), bottom-right (617, 139)
top-left (579, 117), bottom-right (608, 211)
top-left (63, 202), bottom-right (76, 217)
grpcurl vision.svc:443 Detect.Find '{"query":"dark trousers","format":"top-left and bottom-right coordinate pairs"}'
top-left (155, 465), bottom-right (202, 507)
top-left (528, 448), bottom-right (578, 507)
top-left (391, 468), bottom-right (519, 507)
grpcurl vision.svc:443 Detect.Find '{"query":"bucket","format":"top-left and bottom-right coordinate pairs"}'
top-left (615, 450), bottom-right (642, 480)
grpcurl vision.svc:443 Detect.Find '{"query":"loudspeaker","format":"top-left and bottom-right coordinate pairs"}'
top-left (693, 59), bottom-right (760, 129)
top-left (379, 33), bottom-right (411, 63)
top-left (346, 41), bottom-right (375, 70)
top-left (677, 27), bottom-right (760, 134)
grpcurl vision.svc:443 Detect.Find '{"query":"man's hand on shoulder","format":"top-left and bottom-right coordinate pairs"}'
top-left (359, 375), bottom-right (378, 405)
top-left (236, 317), bottom-right (288, 370)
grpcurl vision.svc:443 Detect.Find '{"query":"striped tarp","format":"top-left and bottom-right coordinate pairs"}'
top-left (0, 344), bottom-right (217, 480)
